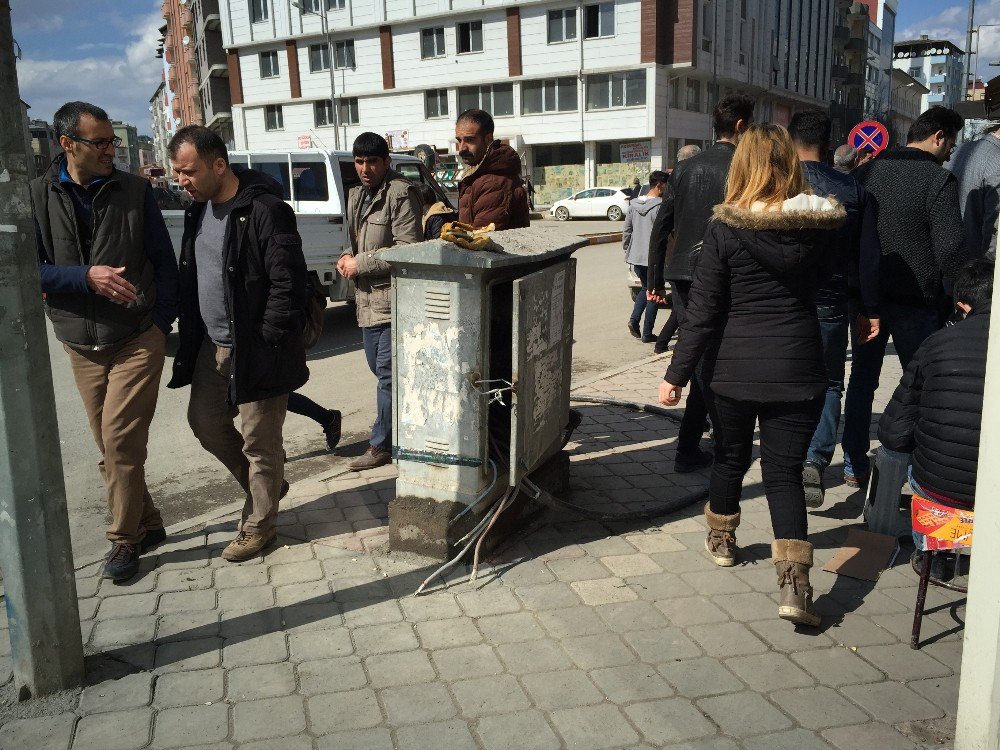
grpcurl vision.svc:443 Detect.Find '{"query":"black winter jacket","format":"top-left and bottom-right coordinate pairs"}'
top-left (665, 196), bottom-right (847, 402)
top-left (168, 170), bottom-right (309, 405)
top-left (855, 147), bottom-right (968, 309)
top-left (878, 308), bottom-right (989, 504)
top-left (649, 141), bottom-right (736, 288)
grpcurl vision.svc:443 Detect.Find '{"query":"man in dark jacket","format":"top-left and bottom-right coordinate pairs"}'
top-left (455, 109), bottom-right (530, 230)
top-left (841, 106), bottom-right (969, 487)
top-left (648, 93), bottom-right (755, 472)
top-left (878, 257), bottom-right (991, 506)
top-left (167, 126), bottom-right (309, 562)
top-left (30, 101), bottom-right (179, 582)
top-left (788, 109), bottom-right (881, 507)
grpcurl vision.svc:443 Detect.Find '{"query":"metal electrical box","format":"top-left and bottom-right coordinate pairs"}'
top-left (379, 227), bottom-right (584, 556)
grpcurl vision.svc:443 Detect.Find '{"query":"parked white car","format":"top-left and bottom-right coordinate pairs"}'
top-left (550, 187), bottom-right (630, 221)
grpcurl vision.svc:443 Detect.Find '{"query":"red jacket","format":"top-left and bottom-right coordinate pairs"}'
top-left (458, 141), bottom-right (530, 230)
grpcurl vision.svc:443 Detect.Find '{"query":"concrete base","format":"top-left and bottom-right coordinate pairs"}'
top-left (388, 452), bottom-right (570, 561)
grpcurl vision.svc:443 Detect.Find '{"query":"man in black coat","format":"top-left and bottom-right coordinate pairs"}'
top-left (648, 93), bottom-right (755, 472)
top-left (167, 126), bottom-right (309, 562)
top-left (841, 107), bottom-right (969, 488)
top-left (788, 109), bottom-right (881, 507)
top-left (878, 257), bottom-right (991, 506)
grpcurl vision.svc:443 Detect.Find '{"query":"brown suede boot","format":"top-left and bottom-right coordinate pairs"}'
top-left (705, 503), bottom-right (740, 567)
top-left (222, 530), bottom-right (277, 562)
top-left (772, 539), bottom-right (821, 627)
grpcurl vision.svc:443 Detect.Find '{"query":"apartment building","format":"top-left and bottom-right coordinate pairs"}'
top-left (150, 80), bottom-right (175, 169)
top-left (112, 121), bottom-right (141, 174)
top-left (888, 67), bottom-right (928, 144)
top-left (862, 0), bottom-right (896, 122)
top-left (220, 0), bottom-right (835, 205)
top-left (28, 119), bottom-right (62, 177)
top-left (893, 36), bottom-right (964, 112)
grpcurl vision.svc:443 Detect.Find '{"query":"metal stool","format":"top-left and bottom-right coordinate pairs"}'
top-left (863, 447), bottom-right (912, 538)
top-left (909, 494), bottom-right (973, 649)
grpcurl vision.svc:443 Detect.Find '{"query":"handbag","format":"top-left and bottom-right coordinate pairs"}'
top-left (302, 278), bottom-right (326, 350)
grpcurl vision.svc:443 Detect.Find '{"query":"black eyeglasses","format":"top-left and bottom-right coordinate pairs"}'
top-left (68, 135), bottom-right (123, 151)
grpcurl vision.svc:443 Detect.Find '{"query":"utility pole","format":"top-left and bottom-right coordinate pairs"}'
top-left (0, 0), bottom-right (85, 699)
top-left (965, 0), bottom-right (976, 100)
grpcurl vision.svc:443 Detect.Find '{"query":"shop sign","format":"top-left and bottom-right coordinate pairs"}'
top-left (298, 135), bottom-right (312, 149)
top-left (619, 142), bottom-right (649, 163)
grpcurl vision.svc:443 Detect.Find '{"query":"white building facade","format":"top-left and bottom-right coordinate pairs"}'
top-left (893, 36), bottom-right (964, 112)
top-left (220, 0), bottom-right (835, 205)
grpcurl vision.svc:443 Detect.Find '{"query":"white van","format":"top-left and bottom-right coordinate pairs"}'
top-left (163, 149), bottom-right (452, 302)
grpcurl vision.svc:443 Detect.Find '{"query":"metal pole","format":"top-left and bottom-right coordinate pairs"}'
top-left (955, 265), bottom-right (1000, 749)
top-left (0, 0), bottom-right (85, 699)
top-left (965, 0), bottom-right (976, 100)
top-left (324, 5), bottom-right (340, 151)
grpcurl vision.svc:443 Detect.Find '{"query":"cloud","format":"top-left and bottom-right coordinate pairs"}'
top-left (15, 10), bottom-right (164, 135)
top-left (900, 1), bottom-right (1000, 82)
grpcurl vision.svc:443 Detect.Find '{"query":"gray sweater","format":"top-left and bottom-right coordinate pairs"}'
top-left (947, 131), bottom-right (1000, 257)
top-left (623, 196), bottom-right (662, 266)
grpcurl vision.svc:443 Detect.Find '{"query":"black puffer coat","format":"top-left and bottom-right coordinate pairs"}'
top-left (168, 169), bottom-right (309, 405)
top-left (878, 309), bottom-right (989, 504)
top-left (665, 195), bottom-right (847, 402)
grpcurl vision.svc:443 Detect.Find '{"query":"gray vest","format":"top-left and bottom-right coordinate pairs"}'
top-left (30, 169), bottom-right (155, 350)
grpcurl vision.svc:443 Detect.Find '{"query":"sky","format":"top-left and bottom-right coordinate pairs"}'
top-left (10, 1), bottom-right (1000, 138)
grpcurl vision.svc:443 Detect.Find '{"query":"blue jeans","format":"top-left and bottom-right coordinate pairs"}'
top-left (841, 301), bottom-right (940, 478)
top-left (806, 304), bottom-right (849, 469)
top-left (628, 265), bottom-right (658, 338)
top-left (362, 324), bottom-right (392, 449)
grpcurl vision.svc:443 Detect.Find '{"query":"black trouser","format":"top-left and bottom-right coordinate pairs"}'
top-left (669, 280), bottom-right (710, 455)
top-left (655, 310), bottom-right (678, 352)
top-left (287, 392), bottom-right (334, 427)
top-left (704, 390), bottom-right (823, 541)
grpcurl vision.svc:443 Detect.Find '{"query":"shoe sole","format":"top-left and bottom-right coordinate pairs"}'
top-left (221, 534), bottom-right (277, 562)
top-left (102, 566), bottom-right (139, 582)
top-left (705, 537), bottom-right (736, 567)
top-left (778, 606), bottom-right (821, 627)
top-left (803, 466), bottom-right (824, 508)
top-left (348, 459), bottom-right (392, 472)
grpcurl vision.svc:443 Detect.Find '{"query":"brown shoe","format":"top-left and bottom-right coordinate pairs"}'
top-left (704, 502), bottom-right (740, 567)
top-left (772, 539), bottom-right (821, 627)
top-left (349, 445), bottom-right (392, 472)
top-left (221, 530), bottom-right (276, 562)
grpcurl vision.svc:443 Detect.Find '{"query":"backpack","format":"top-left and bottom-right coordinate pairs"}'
top-left (302, 274), bottom-right (326, 350)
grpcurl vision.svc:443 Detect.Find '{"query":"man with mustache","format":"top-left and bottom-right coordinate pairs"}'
top-left (454, 109), bottom-right (530, 230)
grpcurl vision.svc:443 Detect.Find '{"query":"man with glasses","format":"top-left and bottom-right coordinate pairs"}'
top-left (29, 101), bottom-right (179, 582)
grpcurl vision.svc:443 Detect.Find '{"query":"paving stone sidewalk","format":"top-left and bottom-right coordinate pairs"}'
top-left (0, 350), bottom-right (964, 750)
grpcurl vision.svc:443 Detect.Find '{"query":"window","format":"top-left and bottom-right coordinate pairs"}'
top-left (522, 77), bottom-right (578, 113)
top-left (685, 78), bottom-right (701, 112)
top-left (425, 89), bottom-right (449, 119)
top-left (249, 160), bottom-right (290, 198)
top-left (421, 27), bottom-right (445, 59)
top-left (300, 0), bottom-right (321, 10)
top-left (338, 97), bottom-right (359, 125)
top-left (584, 3), bottom-right (614, 38)
top-left (314, 99), bottom-right (334, 126)
top-left (309, 43), bottom-right (329, 72)
top-left (264, 104), bottom-right (283, 130)
top-left (547, 8), bottom-right (576, 43)
top-left (457, 83), bottom-right (514, 116)
top-left (292, 162), bottom-right (329, 201)
top-left (668, 77), bottom-right (680, 108)
top-left (250, 0), bottom-right (269, 23)
top-left (457, 21), bottom-right (483, 54)
top-left (334, 40), bottom-right (355, 69)
top-left (326, 0), bottom-right (345, 8)
top-left (586, 70), bottom-right (645, 110)
top-left (259, 50), bottom-right (279, 78)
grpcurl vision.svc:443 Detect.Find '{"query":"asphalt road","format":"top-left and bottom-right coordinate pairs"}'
top-left (48, 216), bottom-right (658, 564)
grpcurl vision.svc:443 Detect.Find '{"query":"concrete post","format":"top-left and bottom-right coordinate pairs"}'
top-left (0, 0), bottom-right (85, 699)
top-left (955, 260), bottom-right (1000, 750)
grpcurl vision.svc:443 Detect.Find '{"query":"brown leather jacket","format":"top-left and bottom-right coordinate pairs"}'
top-left (344, 169), bottom-right (422, 327)
top-left (458, 141), bottom-right (530, 230)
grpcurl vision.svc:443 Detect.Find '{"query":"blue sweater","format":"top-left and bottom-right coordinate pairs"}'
top-left (36, 165), bottom-right (179, 334)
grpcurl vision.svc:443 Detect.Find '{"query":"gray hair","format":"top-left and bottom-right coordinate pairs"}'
top-left (833, 144), bottom-right (859, 169)
top-left (677, 144), bottom-right (701, 161)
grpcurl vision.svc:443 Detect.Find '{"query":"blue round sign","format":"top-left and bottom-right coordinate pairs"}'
top-left (849, 121), bottom-right (889, 155)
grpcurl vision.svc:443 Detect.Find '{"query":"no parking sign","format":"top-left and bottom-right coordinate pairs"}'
top-left (849, 121), bottom-right (890, 155)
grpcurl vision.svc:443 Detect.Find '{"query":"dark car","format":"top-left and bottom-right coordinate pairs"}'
top-left (153, 186), bottom-right (185, 211)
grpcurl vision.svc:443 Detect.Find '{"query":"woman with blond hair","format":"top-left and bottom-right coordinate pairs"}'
top-left (659, 124), bottom-right (845, 627)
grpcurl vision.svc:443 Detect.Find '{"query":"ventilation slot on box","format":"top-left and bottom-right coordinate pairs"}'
top-left (425, 289), bottom-right (452, 321)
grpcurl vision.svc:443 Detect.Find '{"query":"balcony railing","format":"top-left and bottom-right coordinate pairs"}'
top-left (927, 92), bottom-right (946, 103)
top-left (929, 74), bottom-right (946, 84)
top-left (845, 37), bottom-right (866, 53)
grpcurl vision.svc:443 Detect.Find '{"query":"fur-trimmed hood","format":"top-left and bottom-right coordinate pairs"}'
top-left (711, 193), bottom-right (846, 277)
top-left (712, 193), bottom-right (847, 231)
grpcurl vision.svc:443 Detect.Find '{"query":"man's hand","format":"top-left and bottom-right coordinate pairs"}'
top-left (337, 254), bottom-right (359, 280)
top-left (659, 380), bottom-right (683, 406)
top-left (647, 287), bottom-right (669, 304)
top-left (86, 266), bottom-right (137, 305)
top-left (856, 315), bottom-right (881, 344)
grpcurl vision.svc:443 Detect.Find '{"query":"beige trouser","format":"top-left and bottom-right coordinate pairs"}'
top-left (64, 324), bottom-right (166, 545)
top-left (188, 339), bottom-right (288, 536)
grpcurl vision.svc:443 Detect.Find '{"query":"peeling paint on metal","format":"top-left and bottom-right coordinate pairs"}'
top-left (399, 322), bottom-right (469, 428)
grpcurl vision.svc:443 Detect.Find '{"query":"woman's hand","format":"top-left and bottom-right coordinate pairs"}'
top-left (659, 381), bottom-right (683, 406)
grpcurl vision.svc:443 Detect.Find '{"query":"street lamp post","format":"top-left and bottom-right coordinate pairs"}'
top-left (293, 0), bottom-right (340, 150)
